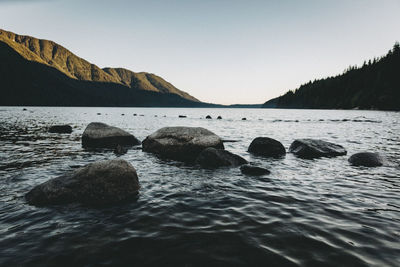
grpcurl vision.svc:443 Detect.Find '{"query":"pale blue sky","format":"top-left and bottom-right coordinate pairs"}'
top-left (0, 0), bottom-right (399, 104)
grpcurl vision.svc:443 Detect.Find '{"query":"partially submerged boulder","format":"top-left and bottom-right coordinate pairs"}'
top-left (348, 152), bottom-right (383, 167)
top-left (142, 126), bottom-right (224, 162)
top-left (248, 137), bottom-right (286, 157)
top-left (82, 122), bottom-right (140, 148)
top-left (25, 159), bottom-right (140, 206)
top-left (289, 139), bottom-right (347, 159)
top-left (240, 165), bottom-right (270, 176)
top-left (195, 148), bottom-right (247, 168)
top-left (48, 125), bottom-right (72, 134)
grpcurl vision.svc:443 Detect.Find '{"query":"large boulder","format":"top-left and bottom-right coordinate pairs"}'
top-left (48, 125), bottom-right (72, 134)
top-left (348, 152), bottom-right (383, 167)
top-left (289, 139), bottom-right (347, 159)
top-left (195, 148), bottom-right (247, 168)
top-left (248, 137), bottom-right (286, 157)
top-left (82, 122), bottom-right (140, 148)
top-left (142, 126), bottom-right (224, 162)
top-left (240, 165), bottom-right (270, 176)
top-left (26, 159), bottom-right (140, 206)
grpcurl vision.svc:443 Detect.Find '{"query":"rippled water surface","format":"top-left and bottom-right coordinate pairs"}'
top-left (0, 107), bottom-right (399, 266)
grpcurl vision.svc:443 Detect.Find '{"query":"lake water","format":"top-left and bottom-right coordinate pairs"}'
top-left (0, 107), bottom-right (399, 266)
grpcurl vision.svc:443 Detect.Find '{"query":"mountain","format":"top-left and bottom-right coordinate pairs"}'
top-left (263, 43), bottom-right (400, 111)
top-left (0, 29), bottom-right (203, 106)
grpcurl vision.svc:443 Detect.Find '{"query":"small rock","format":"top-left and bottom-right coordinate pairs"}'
top-left (289, 139), bottom-right (347, 159)
top-left (82, 122), bottom-right (140, 148)
top-left (48, 125), bottom-right (73, 134)
top-left (133, 114), bottom-right (137, 116)
top-left (348, 152), bottom-right (383, 167)
top-left (22, 108), bottom-right (27, 111)
top-left (248, 137), bottom-right (286, 157)
top-left (206, 115), bottom-right (212, 119)
top-left (25, 159), bottom-right (140, 206)
top-left (114, 144), bottom-right (128, 155)
top-left (179, 115), bottom-right (187, 118)
top-left (240, 165), bottom-right (270, 176)
top-left (121, 114), bottom-right (125, 116)
top-left (97, 113), bottom-right (101, 115)
top-left (195, 148), bottom-right (247, 168)
top-left (217, 116), bottom-right (222, 119)
top-left (142, 126), bottom-right (224, 162)
top-left (242, 118), bottom-right (247, 120)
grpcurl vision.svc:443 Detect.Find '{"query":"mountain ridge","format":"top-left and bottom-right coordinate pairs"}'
top-left (0, 29), bottom-right (199, 102)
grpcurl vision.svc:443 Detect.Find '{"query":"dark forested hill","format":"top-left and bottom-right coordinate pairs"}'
top-left (263, 43), bottom-right (400, 111)
top-left (0, 29), bottom-right (206, 107)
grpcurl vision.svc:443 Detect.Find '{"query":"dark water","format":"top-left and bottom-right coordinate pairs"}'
top-left (0, 107), bottom-right (399, 266)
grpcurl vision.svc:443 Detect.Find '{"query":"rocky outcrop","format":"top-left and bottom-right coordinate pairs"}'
top-left (248, 137), bottom-right (286, 157)
top-left (82, 122), bottom-right (140, 148)
top-left (240, 165), bottom-right (270, 176)
top-left (48, 125), bottom-right (72, 134)
top-left (289, 139), bottom-right (347, 159)
top-left (195, 148), bottom-right (247, 168)
top-left (348, 152), bottom-right (383, 167)
top-left (25, 159), bottom-right (140, 206)
top-left (142, 126), bottom-right (224, 162)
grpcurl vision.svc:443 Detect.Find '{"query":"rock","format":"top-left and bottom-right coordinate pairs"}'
top-left (82, 122), bottom-right (140, 148)
top-left (248, 137), bottom-right (286, 157)
top-left (240, 165), bottom-right (270, 176)
top-left (289, 139), bottom-right (347, 159)
top-left (133, 114), bottom-right (137, 116)
top-left (179, 115), bottom-right (187, 118)
top-left (114, 144), bottom-right (128, 155)
top-left (121, 114), bottom-right (125, 116)
top-left (206, 115), bottom-right (212, 119)
top-left (22, 108), bottom-right (27, 111)
top-left (242, 118), bottom-right (247, 120)
top-left (217, 116), bottom-right (222, 119)
top-left (195, 148), bottom-right (247, 168)
top-left (25, 159), bottom-right (140, 206)
top-left (142, 126), bottom-right (224, 162)
top-left (48, 125), bottom-right (73, 134)
top-left (97, 113), bottom-right (101, 115)
top-left (348, 152), bottom-right (383, 167)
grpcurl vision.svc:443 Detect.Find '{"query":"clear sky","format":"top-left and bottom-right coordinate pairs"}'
top-left (0, 0), bottom-right (399, 104)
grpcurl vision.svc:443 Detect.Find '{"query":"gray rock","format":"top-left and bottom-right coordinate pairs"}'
top-left (248, 137), bottom-right (286, 157)
top-left (82, 122), bottom-right (140, 148)
top-left (240, 165), bottom-right (270, 176)
top-left (48, 125), bottom-right (72, 134)
top-left (289, 139), bottom-right (347, 159)
top-left (348, 152), bottom-right (383, 167)
top-left (142, 126), bottom-right (224, 162)
top-left (25, 159), bottom-right (140, 206)
top-left (195, 148), bottom-right (247, 168)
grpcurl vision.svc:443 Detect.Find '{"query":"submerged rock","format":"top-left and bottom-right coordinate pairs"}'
top-left (82, 122), bottom-right (140, 148)
top-left (48, 125), bottom-right (72, 134)
top-left (242, 118), bottom-right (247, 120)
top-left (142, 126), bottom-right (224, 162)
top-left (348, 152), bottom-right (383, 167)
top-left (206, 115), bottom-right (212, 119)
top-left (179, 115), bottom-right (187, 118)
top-left (217, 116), bottom-right (222, 120)
top-left (240, 165), bottom-right (270, 176)
top-left (25, 159), bottom-right (140, 206)
top-left (248, 137), bottom-right (286, 157)
top-left (195, 148), bottom-right (247, 168)
top-left (289, 139), bottom-right (347, 159)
